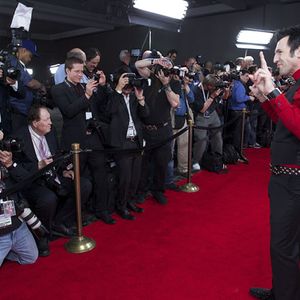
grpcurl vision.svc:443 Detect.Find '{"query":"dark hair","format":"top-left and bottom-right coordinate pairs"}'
top-left (27, 104), bottom-right (48, 124)
top-left (248, 65), bottom-right (258, 74)
top-left (65, 57), bottom-right (84, 71)
top-left (85, 48), bottom-right (101, 62)
top-left (276, 25), bottom-right (300, 55)
top-left (113, 65), bottom-right (131, 84)
top-left (240, 69), bottom-right (250, 76)
top-left (166, 49), bottom-right (178, 56)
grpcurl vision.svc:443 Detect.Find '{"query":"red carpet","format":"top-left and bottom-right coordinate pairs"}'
top-left (0, 149), bottom-right (272, 300)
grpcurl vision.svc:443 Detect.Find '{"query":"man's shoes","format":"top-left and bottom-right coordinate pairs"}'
top-left (192, 163), bottom-right (201, 172)
top-left (52, 224), bottom-right (77, 237)
top-left (238, 153), bottom-right (249, 164)
top-left (152, 191), bottom-right (168, 205)
top-left (254, 142), bottom-right (262, 148)
top-left (249, 287), bottom-right (274, 300)
top-left (165, 182), bottom-right (180, 192)
top-left (37, 236), bottom-right (50, 257)
top-left (117, 209), bottom-right (135, 220)
top-left (96, 211), bottom-right (116, 225)
top-left (135, 193), bottom-right (146, 204)
top-left (127, 202), bottom-right (144, 213)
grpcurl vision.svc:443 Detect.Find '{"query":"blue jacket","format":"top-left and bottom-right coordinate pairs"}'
top-left (228, 80), bottom-right (250, 110)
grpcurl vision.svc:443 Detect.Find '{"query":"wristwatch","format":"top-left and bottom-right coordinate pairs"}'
top-left (266, 88), bottom-right (281, 100)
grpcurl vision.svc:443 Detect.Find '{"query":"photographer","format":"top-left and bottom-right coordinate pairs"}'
top-left (9, 105), bottom-right (92, 238)
top-left (51, 57), bottom-right (114, 224)
top-left (106, 67), bottom-right (149, 219)
top-left (227, 69), bottom-right (255, 162)
top-left (8, 39), bottom-right (46, 133)
top-left (135, 50), bottom-right (180, 205)
top-left (166, 71), bottom-right (195, 183)
top-left (0, 68), bottom-right (25, 135)
top-left (0, 150), bottom-right (38, 265)
top-left (192, 74), bottom-right (225, 171)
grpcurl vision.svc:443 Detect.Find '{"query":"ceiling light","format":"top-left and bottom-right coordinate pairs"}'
top-left (49, 64), bottom-right (60, 75)
top-left (133, 0), bottom-right (188, 20)
top-left (235, 43), bottom-right (268, 50)
top-left (236, 29), bottom-right (274, 45)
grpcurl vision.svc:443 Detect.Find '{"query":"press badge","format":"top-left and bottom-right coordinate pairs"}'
top-left (127, 125), bottom-right (134, 137)
top-left (85, 112), bottom-right (93, 120)
top-left (0, 200), bottom-right (16, 228)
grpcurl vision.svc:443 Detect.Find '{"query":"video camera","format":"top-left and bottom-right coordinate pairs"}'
top-left (0, 28), bottom-right (28, 83)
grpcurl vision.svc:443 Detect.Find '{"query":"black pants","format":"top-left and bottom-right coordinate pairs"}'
top-left (114, 140), bottom-right (142, 210)
top-left (138, 125), bottom-right (172, 194)
top-left (228, 110), bottom-right (244, 153)
top-left (23, 176), bottom-right (92, 230)
top-left (269, 174), bottom-right (300, 300)
top-left (80, 133), bottom-right (110, 214)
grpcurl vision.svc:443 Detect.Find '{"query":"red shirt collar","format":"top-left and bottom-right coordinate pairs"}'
top-left (292, 69), bottom-right (300, 80)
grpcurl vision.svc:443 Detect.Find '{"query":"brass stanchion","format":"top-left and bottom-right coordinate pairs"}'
top-left (65, 143), bottom-right (96, 253)
top-left (239, 108), bottom-right (249, 163)
top-left (180, 119), bottom-right (199, 193)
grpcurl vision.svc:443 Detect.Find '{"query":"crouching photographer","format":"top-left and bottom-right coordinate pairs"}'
top-left (8, 105), bottom-right (92, 239)
top-left (0, 149), bottom-right (40, 266)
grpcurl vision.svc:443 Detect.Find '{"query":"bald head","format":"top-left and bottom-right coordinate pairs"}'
top-left (66, 48), bottom-right (86, 62)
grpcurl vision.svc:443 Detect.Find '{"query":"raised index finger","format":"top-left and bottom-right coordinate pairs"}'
top-left (259, 51), bottom-right (268, 71)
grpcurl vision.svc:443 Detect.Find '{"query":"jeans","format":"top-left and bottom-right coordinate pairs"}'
top-left (0, 221), bottom-right (38, 267)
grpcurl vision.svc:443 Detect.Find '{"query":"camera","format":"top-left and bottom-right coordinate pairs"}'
top-left (0, 137), bottom-right (22, 152)
top-left (93, 73), bottom-right (100, 81)
top-left (215, 80), bottom-right (230, 89)
top-left (43, 169), bottom-right (69, 198)
top-left (219, 71), bottom-right (239, 82)
top-left (124, 73), bottom-right (149, 89)
top-left (14, 197), bottom-right (49, 239)
top-left (0, 28), bottom-right (28, 83)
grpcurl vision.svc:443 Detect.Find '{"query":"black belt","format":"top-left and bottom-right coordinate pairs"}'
top-left (270, 164), bottom-right (300, 176)
top-left (143, 122), bottom-right (169, 131)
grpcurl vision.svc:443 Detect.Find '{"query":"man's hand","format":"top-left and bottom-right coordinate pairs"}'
top-left (156, 58), bottom-right (173, 69)
top-left (6, 76), bottom-right (16, 86)
top-left (116, 73), bottom-right (129, 92)
top-left (0, 150), bottom-right (13, 168)
top-left (249, 51), bottom-right (275, 95)
top-left (211, 88), bottom-right (222, 99)
top-left (63, 170), bottom-right (74, 180)
top-left (249, 85), bottom-right (268, 103)
top-left (156, 69), bottom-right (170, 86)
top-left (38, 158), bottom-right (53, 170)
top-left (96, 70), bottom-right (106, 86)
top-left (85, 80), bottom-right (98, 98)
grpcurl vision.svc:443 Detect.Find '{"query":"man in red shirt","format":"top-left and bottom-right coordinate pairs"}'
top-left (249, 25), bottom-right (300, 300)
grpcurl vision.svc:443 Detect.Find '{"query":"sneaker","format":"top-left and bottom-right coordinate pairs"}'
top-left (192, 163), bottom-right (201, 171)
top-left (254, 142), bottom-right (262, 148)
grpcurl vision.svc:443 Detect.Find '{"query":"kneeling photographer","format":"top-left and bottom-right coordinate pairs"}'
top-left (192, 74), bottom-right (227, 172)
top-left (0, 149), bottom-right (40, 264)
top-left (8, 105), bottom-right (92, 239)
top-left (106, 67), bottom-right (149, 219)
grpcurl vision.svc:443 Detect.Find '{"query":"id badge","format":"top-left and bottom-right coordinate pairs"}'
top-left (3, 200), bottom-right (16, 217)
top-left (127, 125), bottom-right (135, 137)
top-left (0, 215), bottom-right (12, 228)
top-left (85, 112), bottom-right (93, 120)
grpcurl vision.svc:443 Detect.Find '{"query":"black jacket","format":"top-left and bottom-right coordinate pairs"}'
top-left (106, 91), bottom-right (149, 148)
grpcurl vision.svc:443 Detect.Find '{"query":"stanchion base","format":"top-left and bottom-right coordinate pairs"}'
top-left (65, 235), bottom-right (96, 254)
top-left (180, 182), bottom-right (199, 193)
